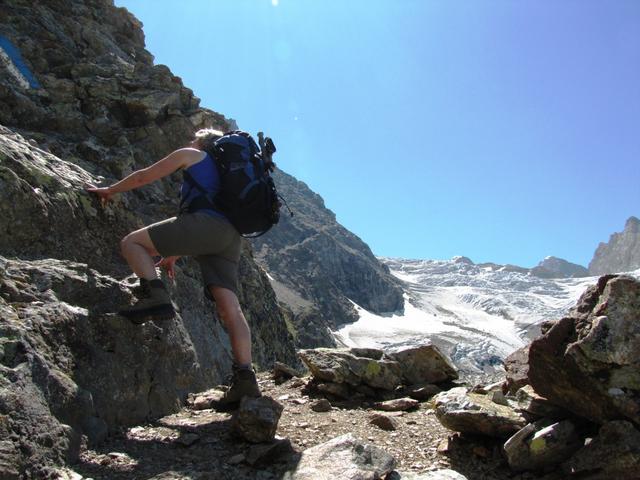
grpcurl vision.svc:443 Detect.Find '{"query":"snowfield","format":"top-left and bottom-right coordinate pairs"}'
top-left (334, 257), bottom-right (639, 382)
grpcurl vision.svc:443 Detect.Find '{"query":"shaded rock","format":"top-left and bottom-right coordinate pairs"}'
top-left (504, 419), bottom-right (583, 472)
top-left (434, 387), bottom-right (527, 439)
top-left (227, 453), bottom-right (246, 465)
top-left (488, 390), bottom-right (508, 406)
top-left (563, 420), bottom-right (640, 479)
top-left (299, 348), bottom-right (403, 391)
top-left (354, 384), bottom-right (378, 398)
top-left (310, 399), bottom-right (332, 413)
top-left (283, 433), bottom-right (395, 480)
top-left (369, 413), bottom-right (399, 431)
top-left (407, 383), bottom-right (442, 401)
top-left (503, 346), bottom-right (530, 395)
top-left (528, 275), bottom-right (640, 425)
top-left (273, 361), bottom-right (301, 384)
top-left (317, 382), bottom-right (352, 399)
top-left (175, 433), bottom-right (200, 447)
top-left (387, 344), bottom-right (459, 384)
top-left (245, 437), bottom-right (294, 466)
top-left (513, 385), bottom-right (566, 420)
top-left (231, 396), bottom-right (284, 443)
top-left (351, 348), bottom-right (384, 360)
top-left (373, 398), bottom-right (419, 412)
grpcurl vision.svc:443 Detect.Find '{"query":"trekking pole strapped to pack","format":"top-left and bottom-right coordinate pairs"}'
top-left (181, 130), bottom-right (286, 237)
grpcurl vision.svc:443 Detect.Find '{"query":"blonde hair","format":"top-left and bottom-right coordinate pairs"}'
top-left (193, 128), bottom-right (224, 151)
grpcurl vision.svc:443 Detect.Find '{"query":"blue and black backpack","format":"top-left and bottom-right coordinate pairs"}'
top-left (181, 130), bottom-right (285, 237)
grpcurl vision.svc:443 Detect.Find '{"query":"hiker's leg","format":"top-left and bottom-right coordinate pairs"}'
top-left (211, 286), bottom-right (252, 366)
top-left (120, 227), bottom-right (160, 280)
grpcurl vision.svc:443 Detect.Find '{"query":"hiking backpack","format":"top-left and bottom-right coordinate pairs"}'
top-left (181, 130), bottom-right (284, 237)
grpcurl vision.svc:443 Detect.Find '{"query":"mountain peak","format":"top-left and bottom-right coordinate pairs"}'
top-left (532, 256), bottom-right (588, 279)
top-left (625, 216), bottom-right (640, 231)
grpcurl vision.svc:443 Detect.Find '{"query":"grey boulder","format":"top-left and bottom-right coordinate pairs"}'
top-left (434, 387), bottom-right (527, 439)
top-left (284, 433), bottom-right (395, 480)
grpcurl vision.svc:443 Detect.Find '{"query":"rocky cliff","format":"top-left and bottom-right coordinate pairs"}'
top-left (1, 0), bottom-right (297, 475)
top-left (589, 216), bottom-right (640, 275)
top-left (252, 169), bottom-right (405, 348)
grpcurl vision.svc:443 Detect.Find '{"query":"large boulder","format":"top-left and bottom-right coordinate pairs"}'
top-left (283, 433), bottom-right (395, 480)
top-left (299, 346), bottom-right (458, 394)
top-left (528, 275), bottom-right (640, 425)
top-left (434, 387), bottom-right (527, 439)
top-left (387, 344), bottom-right (458, 384)
top-left (299, 348), bottom-right (403, 391)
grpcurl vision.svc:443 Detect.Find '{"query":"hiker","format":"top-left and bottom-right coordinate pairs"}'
top-left (86, 128), bottom-right (261, 409)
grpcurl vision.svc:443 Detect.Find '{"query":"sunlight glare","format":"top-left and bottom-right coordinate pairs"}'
top-left (271, 0), bottom-right (279, 6)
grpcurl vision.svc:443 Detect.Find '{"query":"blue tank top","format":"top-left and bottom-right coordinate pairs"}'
top-left (180, 152), bottom-right (228, 220)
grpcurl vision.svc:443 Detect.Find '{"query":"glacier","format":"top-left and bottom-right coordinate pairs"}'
top-left (334, 256), bottom-right (639, 383)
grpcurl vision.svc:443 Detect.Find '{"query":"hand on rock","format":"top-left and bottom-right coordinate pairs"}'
top-left (85, 184), bottom-right (114, 207)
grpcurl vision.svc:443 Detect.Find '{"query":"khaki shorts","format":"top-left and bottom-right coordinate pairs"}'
top-left (147, 212), bottom-right (241, 296)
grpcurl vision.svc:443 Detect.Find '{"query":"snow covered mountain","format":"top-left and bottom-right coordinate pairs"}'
top-left (334, 256), bottom-right (640, 383)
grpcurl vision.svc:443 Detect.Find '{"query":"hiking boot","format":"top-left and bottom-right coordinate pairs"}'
top-left (215, 366), bottom-right (261, 411)
top-left (119, 279), bottom-right (175, 324)
top-left (130, 277), bottom-right (150, 299)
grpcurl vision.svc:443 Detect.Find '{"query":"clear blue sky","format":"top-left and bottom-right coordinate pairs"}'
top-left (115, 0), bottom-right (639, 268)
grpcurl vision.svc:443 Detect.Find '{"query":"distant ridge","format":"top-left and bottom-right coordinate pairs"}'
top-left (589, 216), bottom-right (640, 275)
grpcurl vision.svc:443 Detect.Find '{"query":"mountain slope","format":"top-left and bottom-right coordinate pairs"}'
top-left (252, 169), bottom-right (405, 347)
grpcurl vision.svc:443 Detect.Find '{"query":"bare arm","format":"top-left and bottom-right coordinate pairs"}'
top-left (86, 148), bottom-right (205, 202)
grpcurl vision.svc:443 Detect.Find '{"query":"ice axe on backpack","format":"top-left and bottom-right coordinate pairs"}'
top-left (257, 132), bottom-right (276, 172)
top-left (257, 132), bottom-right (293, 220)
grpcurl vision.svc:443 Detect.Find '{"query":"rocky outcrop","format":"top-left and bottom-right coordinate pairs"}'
top-left (431, 273), bottom-right (640, 476)
top-left (589, 216), bottom-right (640, 275)
top-left (530, 256), bottom-right (588, 279)
top-left (252, 170), bottom-right (405, 348)
top-left (528, 275), bottom-right (640, 426)
top-left (299, 345), bottom-right (457, 401)
top-left (1, 1), bottom-right (298, 476)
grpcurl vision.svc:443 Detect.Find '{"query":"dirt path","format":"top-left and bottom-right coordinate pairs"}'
top-left (72, 374), bottom-right (540, 480)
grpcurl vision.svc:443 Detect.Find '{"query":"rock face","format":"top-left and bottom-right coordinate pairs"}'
top-left (530, 257), bottom-right (589, 279)
top-left (528, 275), bottom-right (640, 426)
top-left (589, 216), bottom-right (640, 275)
top-left (252, 170), bottom-right (405, 348)
top-left (1, 0), bottom-right (298, 476)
